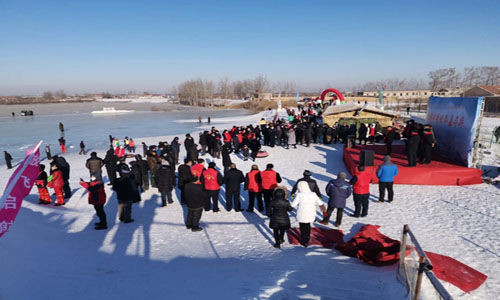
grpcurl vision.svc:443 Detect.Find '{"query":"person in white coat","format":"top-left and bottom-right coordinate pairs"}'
top-left (291, 181), bottom-right (326, 247)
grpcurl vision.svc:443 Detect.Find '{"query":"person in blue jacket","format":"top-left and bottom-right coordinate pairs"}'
top-left (377, 155), bottom-right (398, 203)
top-left (320, 172), bottom-right (352, 227)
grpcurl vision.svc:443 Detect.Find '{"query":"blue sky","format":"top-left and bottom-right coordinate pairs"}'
top-left (0, 0), bottom-right (499, 95)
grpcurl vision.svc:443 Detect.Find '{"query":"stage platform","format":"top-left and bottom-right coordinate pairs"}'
top-left (342, 144), bottom-right (483, 186)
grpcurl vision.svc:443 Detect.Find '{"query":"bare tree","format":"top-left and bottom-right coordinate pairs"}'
top-left (252, 75), bottom-right (270, 93)
top-left (217, 77), bottom-right (233, 99)
top-left (480, 66), bottom-right (500, 85)
top-left (54, 89), bottom-right (66, 99)
top-left (43, 91), bottom-right (54, 100)
top-left (428, 68), bottom-right (453, 91)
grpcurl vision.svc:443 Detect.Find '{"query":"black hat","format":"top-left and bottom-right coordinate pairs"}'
top-left (303, 170), bottom-right (312, 177)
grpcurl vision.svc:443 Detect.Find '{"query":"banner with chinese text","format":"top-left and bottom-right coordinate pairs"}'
top-left (0, 141), bottom-right (41, 239)
top-left (426, 97), bottom-right (483, 167)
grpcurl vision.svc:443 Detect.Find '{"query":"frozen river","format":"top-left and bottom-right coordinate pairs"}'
top-left (0, 102), bottom-right (249, 163)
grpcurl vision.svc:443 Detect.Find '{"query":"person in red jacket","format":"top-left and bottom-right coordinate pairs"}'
top-left (349, 165), bottom-right (372, 217)
top-left (201, 162), bottom-right (223, 212)
top-left (245, 164), bottom-right (263, 212)
top-left (115, 146), bottom-right (126, 159)
top-left (260, 163), bottom-right (282, 216)
top-left (223, 130), bottom-right (232, 150)
top-left (80, 176), bottom-right (108, 230)
top-left (35, 164), bottom-right (51, 204)
top-left (190, 159), bottom-right (205, 178)
top-left (48, 164), bottom-right (65, 206)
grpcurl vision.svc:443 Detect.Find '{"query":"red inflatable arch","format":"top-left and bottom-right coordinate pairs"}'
top-left (320, 88), bottom-right (344, 102)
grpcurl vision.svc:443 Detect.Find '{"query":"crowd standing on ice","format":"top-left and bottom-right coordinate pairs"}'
top-left (5, 102), bottom-right (495, 248)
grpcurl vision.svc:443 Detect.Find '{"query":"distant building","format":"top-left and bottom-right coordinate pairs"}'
top-left (463, 85), bottom-right (500, 114)
top-left (363, 88), bottom-right (462, 99)
top-left (253, 92), bottom-right (272, 100)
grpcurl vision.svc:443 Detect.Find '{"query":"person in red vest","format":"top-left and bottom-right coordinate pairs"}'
top-left (349, 165), bottom-right (372, 217)
top-left (245, 164), bottom-right (263, 212)
top-left (115, 145), bottom-right (125, 159)
top-left (202, 162), bottom-right (223, 212)
top-left (48, 163), bottom-right (65, 206)
top-left (35, 164), bottom-right (51, 204)
top-left (80, 176), bottom-right (107, 230)
top-left (190, 159), bottom-right (205, 178)
top-left (129, 139), bottom-right (136, 153)
top-left (260, 163), bottom-right (282, 216)
top-left (223, 130), bottom-right (232, 150)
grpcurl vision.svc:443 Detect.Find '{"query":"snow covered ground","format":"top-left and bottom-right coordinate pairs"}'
top-left (0, 112), bottom-right (499, 299)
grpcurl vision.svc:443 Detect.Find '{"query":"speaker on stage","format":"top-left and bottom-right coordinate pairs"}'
top-left (359, 150), bottom-right (374, 166)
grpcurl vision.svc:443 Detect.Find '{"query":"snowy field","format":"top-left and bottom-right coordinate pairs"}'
top-left (0, 112), bottom-right (499, 299)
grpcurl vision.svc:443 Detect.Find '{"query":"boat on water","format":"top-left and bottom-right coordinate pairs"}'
top-left (91, 107), bottom-right (134, 115)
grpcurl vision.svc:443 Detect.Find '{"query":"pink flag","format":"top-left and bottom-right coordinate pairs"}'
top-left (0, 141), bottom-right (41, 239)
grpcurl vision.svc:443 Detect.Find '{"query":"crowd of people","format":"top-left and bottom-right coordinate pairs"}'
top-left (6, 103), bottom-right (485, 249)
top-left (25, 105), bottom-right (409, 250)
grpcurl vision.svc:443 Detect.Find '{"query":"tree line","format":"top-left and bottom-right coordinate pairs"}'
top-left (176, 75), bottom-right (297, 106)
top-left (355, 66), bottom-right (499, 92)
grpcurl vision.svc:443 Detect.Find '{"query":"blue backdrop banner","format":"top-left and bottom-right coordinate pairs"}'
top-left (426, 96), bottom-right (483, 167)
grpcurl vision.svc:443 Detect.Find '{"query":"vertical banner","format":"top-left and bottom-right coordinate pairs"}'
top-left (426, 97), bottom-right (483, 167)
top-left (0, 141), bottom-right (41, 239)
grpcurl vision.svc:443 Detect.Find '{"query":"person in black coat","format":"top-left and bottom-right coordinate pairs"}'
top-left (269, 187), bottom-right (292, 249)
top-left (358, 123), bottom-right (368, 145)
top-left (4, 151), bottom-right (12, 169)
top-left (384, 126), bottom-right (396, 155)
top-left (79, 140), bottom-right (86, 155)
top-left (290, 170), bottom-right (321, 198)
top-left (199, 131), bottom-right (208, 155)
top-left (184, 177), bottom-right (205, 232)
top-left (221, 145), bottom-right (232, 173)
top-left (177, 159), bottom-right (193, 205)
top-left (155, 161), bottom-right (175, 206)
top-left (170, 137), bottom-right (181, 165)
top-left (189, 144), bottom-right (200, 162)
top-left (223, 164), bottom-right (245, 212)
top-left (249, 139), bottom-right (261, 161)
top-left (103, 146), bottom-right (118, 185)
top-left (316, 124), bottom-right (325, 144)
top-left (184, 134), bottom-right (195, 155)
top-left (421, 126), bottom-right (435, 164)
top-left (268, 126), bottom-right (276, 147)
top-left (112, 165), bottom-right (140, 223)
top-left (304, 124), bottom-right (313, 147)
top-left (133, 154), bottom-right (149, 191)
top-left (129, 157), bottom-right (144, 193)
top-left (407, 129), bottom-right (421, 167)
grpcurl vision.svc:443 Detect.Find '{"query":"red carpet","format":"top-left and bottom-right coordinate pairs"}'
top-left (425, 251), bottom-right (488, 293)
top-left (335, 225), bottom-right (402, 266)
top-left (343, 145), bottom-right (483, 185)
top-left (287, 227), bottom-right (344, 248)
top-left (286, 225), bottom-right (487, 292)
